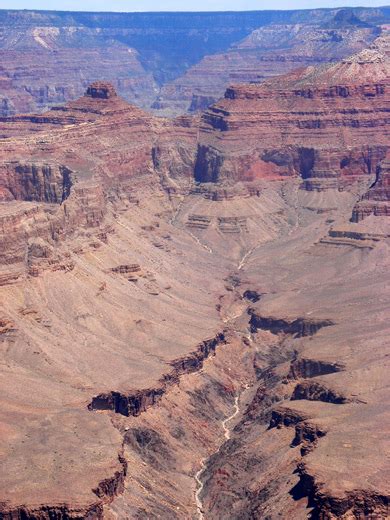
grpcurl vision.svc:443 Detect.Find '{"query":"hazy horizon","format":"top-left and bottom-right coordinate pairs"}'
top-left (0, 1), bottom-right (388, 13)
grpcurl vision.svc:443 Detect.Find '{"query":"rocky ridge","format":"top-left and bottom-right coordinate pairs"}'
top-left (0, 39), bottom-right (389, 519)
top-left (0, 7), bottom-right (388, 115)
top-left (194, 36), bottom-right (389, 194)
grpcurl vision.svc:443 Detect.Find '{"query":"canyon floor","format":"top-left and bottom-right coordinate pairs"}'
top-left (1, 177), bottom-right (389, 518)
top-left (0, 19), bottom-right (389, 520)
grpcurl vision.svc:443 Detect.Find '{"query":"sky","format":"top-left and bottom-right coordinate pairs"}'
top-left (0, 1), bottom-right (388, 12)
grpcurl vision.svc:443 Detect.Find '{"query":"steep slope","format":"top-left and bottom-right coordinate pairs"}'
top-left (0, 7), bottom-right (388, 115)
top-left (193, 37), bottom-right (389, 194)
top-left (156, 11), bottom-right (381, 113)
top-left (0, 40), bottom-right (389, 520)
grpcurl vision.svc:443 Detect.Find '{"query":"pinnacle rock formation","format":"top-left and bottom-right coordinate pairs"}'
top-left (86, 82), bottom-right (118, 99)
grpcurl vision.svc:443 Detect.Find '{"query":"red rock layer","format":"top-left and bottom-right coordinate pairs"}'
top-left (352, 154), bottom-right (390, 221)
top-left (194, 41), bottom-right (389, 190)
top-left (155, 20), bottom-right (381, 113)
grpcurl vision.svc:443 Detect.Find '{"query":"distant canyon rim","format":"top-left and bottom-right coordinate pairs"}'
top-left (0, 6), bottom-right (389, 520)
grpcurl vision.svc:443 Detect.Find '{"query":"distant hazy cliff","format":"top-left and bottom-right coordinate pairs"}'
top-left (0, 6), bottom-right (388, 115)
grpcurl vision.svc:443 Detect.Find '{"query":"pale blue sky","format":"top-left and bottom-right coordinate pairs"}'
top-left (0, 1), bottom-right (387, 12)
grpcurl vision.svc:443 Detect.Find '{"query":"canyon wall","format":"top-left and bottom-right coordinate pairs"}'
top-left (0, 32), bottom-right (389, 519)
top-left (0, 7), bottom-right (388, 115)
top-left (193, 40), bottom-right (389, 192)
top-left (155, 10), bottom-right (382, 113)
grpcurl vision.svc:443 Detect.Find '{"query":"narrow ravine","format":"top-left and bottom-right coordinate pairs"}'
top-left (194, 460), bottom-right (206, 520)
top-left (193, 246), bottom-right (255, 518)
top-left (194, 388), bottom-right (247, 519)
top-left (237, 247), bottom-right (256, 270)
top-left (188, 230), bottom-right (213, 254)
top-left (222, 394), bottom-right (240, 440)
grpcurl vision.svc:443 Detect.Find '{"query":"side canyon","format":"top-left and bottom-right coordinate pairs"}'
top-left (0, 14), bottom-right (389, 520)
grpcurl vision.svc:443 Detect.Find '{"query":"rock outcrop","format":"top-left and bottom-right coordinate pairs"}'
top-left (249, 312), bottom-right (334, 337)
top-left (157, 13), bottom-right (381, 113)
top-left (89, 333), bottom-right (225, 416)
top-left (193, 38), bottom-right (389, 191)
top-left (352, 154), bottom-right (390, 221)
top-left (0, 82), bottom-right (199, 284)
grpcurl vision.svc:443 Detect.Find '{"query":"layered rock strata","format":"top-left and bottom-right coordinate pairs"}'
top-left (0, 37), bottom-right (389, 519)
top-left (194, 40), bottom-right (389, 192)
top-left (0, 82), bottom-right (198, 284)
top-left (156, 11), bottom-right (381, 113)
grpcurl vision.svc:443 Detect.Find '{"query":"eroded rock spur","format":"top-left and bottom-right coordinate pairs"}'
top-left (0, 10), bottom-right (389, 518)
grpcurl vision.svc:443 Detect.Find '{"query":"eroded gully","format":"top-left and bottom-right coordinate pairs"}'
top-left (195, 389), bottom-right (247, 520)
top-left (194, 246), bottom-right (256, 519)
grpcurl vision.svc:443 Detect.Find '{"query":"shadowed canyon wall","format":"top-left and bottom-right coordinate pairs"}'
top-left (0, 7), bottom-right (388, 115)
top-left (0, 24), bottom-right (389, 520)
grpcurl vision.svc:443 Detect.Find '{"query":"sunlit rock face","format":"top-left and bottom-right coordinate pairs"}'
top-left (0, 7), bottom-right (386, 115)
top-left (194, 42), bottom-right (389, 191)
top-left (0, 15), bottom-right (389, 520)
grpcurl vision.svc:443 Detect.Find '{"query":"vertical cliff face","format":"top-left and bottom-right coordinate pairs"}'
top-left (0, 162), bottom-right (73, 203)
top-left (156, 14), bottom-right (381, 113)
top-left (352, 155), bottom-right (390, 221)
top-left (0, 7), bottom-right (387, 115)
top-left (194, 145), bottom-right (224, 183)
top-left (193, 42), bottom-right (389, 190)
